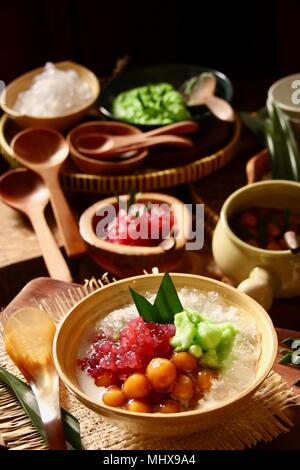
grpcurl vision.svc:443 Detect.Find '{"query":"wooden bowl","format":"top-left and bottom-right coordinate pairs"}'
top-left (67, 121), bottom-right (148, 175)
top-left (0, 61), bottom-right (100, 131)
top-left (53, 273), bottom-right (277, 436)
top-left (246, 148), bottom-right (270, 183)
top-left (79, 192), bottom-right (191, 276)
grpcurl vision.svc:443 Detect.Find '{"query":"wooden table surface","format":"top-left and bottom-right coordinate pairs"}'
top-left (0, 125), bottom-right (299, 449)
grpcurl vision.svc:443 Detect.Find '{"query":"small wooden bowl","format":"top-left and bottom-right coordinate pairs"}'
top-left (0, 61), bottom-right (100, 131)
top-left (53, 273), bottom-right (277, 436)
top-left (67, 121), bottom-right (148, 175)
top-left (246, 148), bottom-right (270, 184)
top-left (79, 192), bottom-right (191, 276)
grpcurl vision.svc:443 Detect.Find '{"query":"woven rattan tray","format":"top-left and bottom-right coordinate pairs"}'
top-left (0, 113), bottom-right (241, 194)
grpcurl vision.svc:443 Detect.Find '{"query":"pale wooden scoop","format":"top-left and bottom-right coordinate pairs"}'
top-left (3, 307), bottom-right (66, 450)
top-left (75, 120), bottom-right (198, 158)
top-left (183, 73), bottom-right (235, 122)
top-left (11, 128), bottom-right (86, 258)
top-left (0, 168), bottom-right (72, 282)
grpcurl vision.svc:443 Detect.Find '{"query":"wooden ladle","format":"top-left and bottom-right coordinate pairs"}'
top-left (183, 73), bottom-right (235, 122)
top-left (75, 120), bottom-right (198, 158)
top-left (11, 128), bottom-right (86, 258)
top-left (0, 168), bottom-right (72, 281)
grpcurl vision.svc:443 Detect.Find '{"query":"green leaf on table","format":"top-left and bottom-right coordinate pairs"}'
top-left (275, 104), bottom-right (300, 181)
top-left (281, 337), bottom-right (295, 347)
top-left (241, 103), bottom-right (300, 182)
top-left (265, 110), bottom-right (291, 180)
top-left (266, 102), bottom-right (300, 181)
top-left (130, 272), bottom-right (183, 324)
top-left (280, 348), bottom-right (291, 356)
top-left (265, 118), bottom-right (280, 179)
top-left (256, 106), bottom-right (269, 120)
top-left (279, 352), bottom-right (293, 365)
top-left (0, 367), bottom-right (82, 450)
top-left (239, 111), bottom-right (266, 146)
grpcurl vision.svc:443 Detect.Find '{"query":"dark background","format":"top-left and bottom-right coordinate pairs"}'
top-left (0, 0), bottom-right (299, 110)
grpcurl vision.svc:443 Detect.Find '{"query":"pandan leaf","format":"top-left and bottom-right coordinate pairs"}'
top-left (129, 287), bottom-right (160, 322)
top-left (279, 353), bottom-right (292, 365)
top-left (280, 349), bottom-right (291, 356)
top-left (266, 111), bottom-right (291, 180)
top-left (275, 104), bottom-right (300, 181)
top-left (241, 104), bottom-right (300, 182)
top-left (281, 337), bottom-right (295, 347)
top-left (266, 101), bottom-right (300, 181)
top-left (129, 273), bottom-right (183, 324)
top-left (154, 273), bottom-right (183, 323)
top-left (256, 106), bottom-right (269, 120)
top-left (239, 111), bottom-right (266, 146)
top-left (267, 103), bottom-right (290, 179)
top-left (0, 367), bottom-right (82, 450)
top-left (265, 118), bottom-right (281, 179)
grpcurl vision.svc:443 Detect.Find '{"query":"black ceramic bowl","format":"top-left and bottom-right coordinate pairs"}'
top-left (99, 64), bottom-right (233, 129)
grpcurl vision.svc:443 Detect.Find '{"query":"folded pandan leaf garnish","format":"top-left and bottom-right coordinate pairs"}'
top-left (129, 272), bottom-right (183, 324)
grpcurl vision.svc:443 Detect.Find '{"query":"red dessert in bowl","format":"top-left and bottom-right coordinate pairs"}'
top-left (79, 192), bottom-right (191, 277)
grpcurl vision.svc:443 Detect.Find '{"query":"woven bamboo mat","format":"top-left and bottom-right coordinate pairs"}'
top-left (0, 275), bottom-right (298, 451)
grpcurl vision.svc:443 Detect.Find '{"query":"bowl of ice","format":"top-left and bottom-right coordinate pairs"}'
top-left (0, 61), bottom-right (100, 131)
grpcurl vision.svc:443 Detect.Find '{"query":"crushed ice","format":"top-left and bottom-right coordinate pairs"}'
top-left (13, 62), bottom-right (92, 117)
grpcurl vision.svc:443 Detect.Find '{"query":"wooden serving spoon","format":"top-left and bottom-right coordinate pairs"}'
top-left (3, 307), bottom-right (66, 450)
top-left (11, 128), bottom-right (86, 258)
top-left (75, 120), bottom-right (198, 158)
top-left (183, 73), bottom-right (235, 122)
top-left (0, 169), bottom-right (72, 282)
top-left (76, 134), bottom-right (193, 158)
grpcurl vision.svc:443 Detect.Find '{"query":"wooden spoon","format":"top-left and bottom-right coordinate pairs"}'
top-left (0, 168), bottom-right (72, 282)
top-left (3, 307), bottom-right (66, 450)
top-left (11, 128), bottom-right (86, 258)
top-left (76, 134), bottom-right (193, 158)
top-left (183, 73), bottom-right (235, 122)
top-left (75, 120), bottom-right (198, 158)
